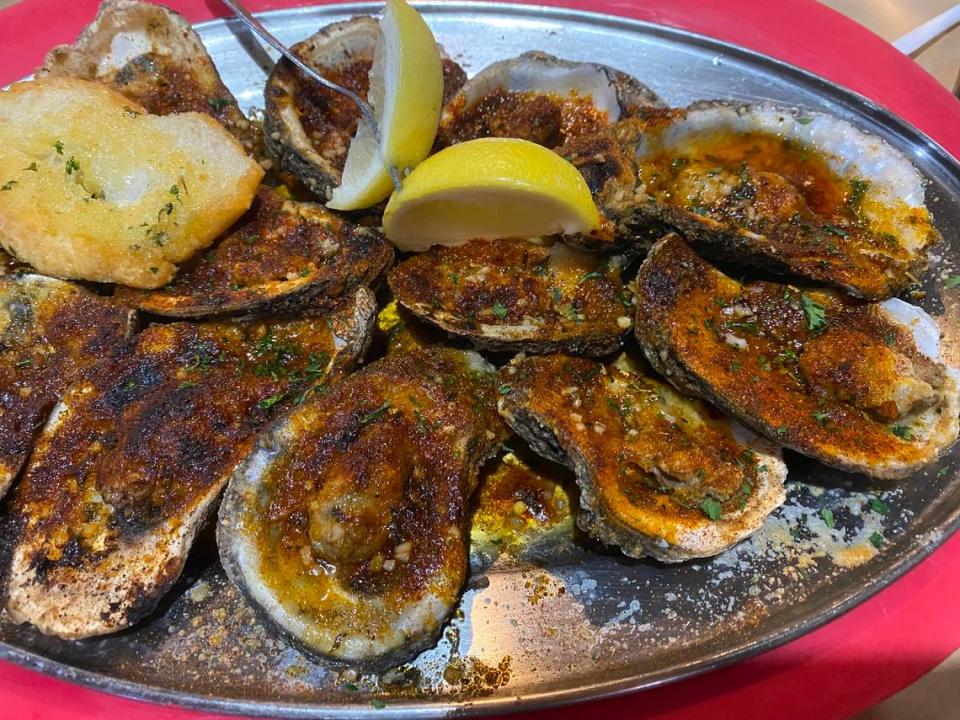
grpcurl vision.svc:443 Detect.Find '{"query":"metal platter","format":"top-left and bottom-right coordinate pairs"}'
top-left (3, 2), bottom-right (960, 717)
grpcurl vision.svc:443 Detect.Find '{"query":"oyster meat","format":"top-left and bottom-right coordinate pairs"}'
top-left (218, 347), bottom-right (506, 669)
top-left (0, 275), bottom-right (135, 499)
top-left (436, 51), bottom-right (662, 149)
top-left (622, 103), bottom-right (939, 299)
top-left (498, 353), bottom-right (786, 561)
top-left (264, 17), bottom-right (466, 200)
top-left (38, 0), bottom-right (261, 154)
top-left (3, 289), bottom-right (374, 639)
top-left (115, 186), bottom-right (393, 318)
top-left (387, 238), bottom-right (633, 355)
top-left (634, 234), bottom-right (960, 479)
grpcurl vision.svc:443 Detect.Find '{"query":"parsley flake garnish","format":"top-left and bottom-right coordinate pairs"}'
top-left (868, 531), bottom-right (885, 549)
top-left (359, 402), bottom-right (391, 425)
top-left (800, 293), bottom-right (828, 332)
top-left (178, 380), bottom-right (198, 389)
top-left (775, 425), bottom-right (789, 436)
top-left (491, 300), bottom-right (509, 319)
top-left (0, 180), bottom-right (17, 191)
top-left (207, 97), bottom-right (233, 111)
top-left (812, 410), bottom-right (830, 427)
top-left (258, 393), bottom-right (285, 411)
top-left (14, 358), bottom-right (32, 368)
top-left (65, 157), bottom-right (80, 175)
top-left (701, 497), bottom-right (723, 521)
top-left (498, 383), bottom-right (512, 395)
top-left (868, 497), bottom-right (888, 515)
top-left (341, 683), bottom-right (359, 693)
top-left (23, 162), bottom-right (37, 172)
top-left (795, 116), bottom-right (814, 125)
top-left (54, 140), bottom-right (64, 154)
top-left (820, 508), bottom-right (835, 528)
top-left (579, 270), bottom-right (604, 284)
top-left (891, 424), bottom-right (914, 441)
top-left (944, 275), bottom-right (960, 289)
top-left (938, 465), bottom-right (951, 479)
top-left (371, 698), bottom-right (386, 710)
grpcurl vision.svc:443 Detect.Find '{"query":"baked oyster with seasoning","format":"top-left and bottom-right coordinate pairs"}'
top-left (387, 238), bottom-right (633, 355)
top-left (38, 0), bottom-right (261, 155)
top-left (498, 353), bottom-right (786, 561)
top-left (614, 103), bottom-right (939, 299)
top-left (115, 186), bottom-right (393, 318)
top-left (634, 234), bottom-right (960, 479)
top-left (436, 51), bottom-right (662, 149)
top-left (3, 290), bottom-right (374, 639)
top-left (0, 275), bottom-right (135, 499)
top-left (218, 347), bottom-right (506, 669)
top-left (264, 17), bottom-right (466, 200)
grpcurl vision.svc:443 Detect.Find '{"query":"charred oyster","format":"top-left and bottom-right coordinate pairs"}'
top-left (3, 290), bottom-right (374, 639)
top-left (264, 17), bottom-right (466, 200)
top-left (621, 103), bottom-right (939, 299)
top-left (499, 353), bottom-right (786, 561)
top-left (115, 186), bottom-right (393, 318)
top-left (436, 51), bottom-right (662, 149)
top-left (38, 0), bottom-right (261, 154)
top-left (634, 234), bottom-right (960, 479)
top-left (217, 347), bottom-right (506, 669)
top-left (0, 275), bottom-right (135, 499)
top-left (387, 238), bottom-right (633, 355)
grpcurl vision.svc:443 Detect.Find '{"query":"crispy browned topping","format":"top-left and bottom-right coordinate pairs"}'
top-left (228, 348), bottom-right (505, 664)
top-left (388, 238), bottom-right (632, 355)
top-left (634, 120), bottom-right (934, 299)
top-left (0, 276), bottom-right (132, 497)
top-left (115, 186), bottom-right (393, 318)
top-left (634, 235), bottom-right (957, 476)
top-left (437, 89), bottom-right (609, 149)
top-left (499, 354), bottom-right (782, 557)
top-left (6, 298), bottom-right (370, 629)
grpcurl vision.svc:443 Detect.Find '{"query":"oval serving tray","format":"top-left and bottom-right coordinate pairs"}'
top-left (2, 3), bottom-right (960, 717)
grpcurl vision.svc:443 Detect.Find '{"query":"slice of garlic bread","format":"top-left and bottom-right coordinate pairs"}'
top-left (0, 78), bottom-right (264, 289)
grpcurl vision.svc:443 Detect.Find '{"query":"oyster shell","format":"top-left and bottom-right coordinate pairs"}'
top-left (0, 275), bottom-right (135, 500)
top-left (498, 353), bottom-right (786, 562)
top-left (387, 238), bottom-right (633, 355)
top-left (115, 186), bottom-right (393, 318)
top-left (620, 102), bottom-right (940, 299)
top-left (634, 234), bottom-right (960, 479)
top-left (38, 0), bottom-right (261, 155)
top-left (436, 51), bottom-right (662, 149)
top-left (3, 290), bottom-right (374, 639)
top-left (264, 17), bottom-right (466, 200)
top-left (217, 347), bottom-right (506, 670)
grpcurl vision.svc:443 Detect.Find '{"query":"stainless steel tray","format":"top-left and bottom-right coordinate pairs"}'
top-left (3, 3), bottom-right (960, 717)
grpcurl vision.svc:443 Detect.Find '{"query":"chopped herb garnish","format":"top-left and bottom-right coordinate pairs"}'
top-left (54, 140), bottom-right (64, 154)
top-left (242, 233), bottom-right (259, 244)
top-left (258, 393), bottom-right (285, 411)
top-left (178, 380), bottom-right (198, 389)
top-left (341, 683), bottom-right (359, 693)
top-left (579, 270), bottom-right (604, 284)
top-left (729, 360), bottom-right (741, 373)
top-left (891, 424), bottom-right (914, 441)
top-left (758, 355), bottom-right (772, 372)
top-left (491, 300), bottom-right (509, 319)
top-left (884, 331), bottom-right (896, 347)
top-left (0, 180), bottom-right (17, 191)
top-left (775, 425), bottom-right (789, 436)
top-left (448, 272), bottom-right (459, 285)
top-left (169, 184), bottom-right (182, 203)
top-left (701, 497), bottom-right (723, 521)
top-left (812, 410), bottom-right (830, 427)
top-left (370, 698), bottom-right (386, 710)
top-left (795, 116), bottom-right (814, 125)
top-left (846, 179), bottom-right (870, 220)
top-left (820, 508), bottom-right (835, 529)
top-left (359, 402), bottom-right (391, 425)
top-left (944, 275), bottom-right (960, 289)
top-left (23, 162), bottom-right (37, 172)
top-left (868, 531), bottom-right (885, 549)
top-left (149, 266), bottom-right (159, 274)
top-left (868, 497), bottom-right (888, 515)
top-left (821, 224), bottom-right (848, 238)
top-left (800, 293), bottom-right (828, 333)
top-left (65, 157), bottom-right (80, 175)
top-left (122, 379), bottom-right (137, 391)
top-left (207, 97), bottom-right (233, 111)
top-left (13, 358), bottom-right (32, 368)
top-left (938, 465), bottom-right (951, 478)
top-left (498, 383), bottom-right (512, 395)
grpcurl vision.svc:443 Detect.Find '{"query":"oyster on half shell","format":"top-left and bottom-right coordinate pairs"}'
top-left (581, 102), bottom-right (940, 298)
top-left (634, 234), bottom-right (960, 479)
top-left (436, 51), bottom-right (662, 149)
top-left (264, 17), bottom-right (467, 201)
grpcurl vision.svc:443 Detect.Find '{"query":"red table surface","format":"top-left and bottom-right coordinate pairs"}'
top-left (2, 1), bottom-right (960, 718)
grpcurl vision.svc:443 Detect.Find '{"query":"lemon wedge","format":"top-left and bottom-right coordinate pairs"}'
top-left (382, 138), bottom-right (602, 251)
top-left (327, 0), bottom-right (443, 211)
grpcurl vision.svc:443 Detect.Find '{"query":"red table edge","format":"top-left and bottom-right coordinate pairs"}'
top-left (1, 1), bottom-right (960, 719)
